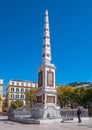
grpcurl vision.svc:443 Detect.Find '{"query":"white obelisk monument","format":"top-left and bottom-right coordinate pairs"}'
top-left (32, 10), bottom-right (61, 122)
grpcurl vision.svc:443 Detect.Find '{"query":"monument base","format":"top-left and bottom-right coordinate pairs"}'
top-left (73, 117), bottom-right (89, 121)
top-left (32, 103), bottom-right (61, 120)
top-left (39, 118), bottom-right (62, 124)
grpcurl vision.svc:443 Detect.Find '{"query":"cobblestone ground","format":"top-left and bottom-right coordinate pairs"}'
top-left (0, 116), bottom-right (92, 130)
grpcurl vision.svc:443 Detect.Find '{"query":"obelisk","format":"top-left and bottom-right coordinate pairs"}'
top-left (32, 10), bottom-right (61, 121)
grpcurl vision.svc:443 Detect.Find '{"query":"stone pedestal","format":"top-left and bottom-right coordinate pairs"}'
top-left (32, 104), bottom-right (61, 120)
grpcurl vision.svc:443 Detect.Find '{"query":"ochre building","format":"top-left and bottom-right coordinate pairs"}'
top-left (0, 79), bottom-right (3, 112)
top-left (6, 80), bottom-right (38, 108)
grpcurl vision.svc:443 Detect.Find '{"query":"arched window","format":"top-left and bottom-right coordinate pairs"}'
top-left (17, 82), bottom-right (19, 86)
top-left (25, 88), bottom-right (28, 92)
top-left (21, 88), bottom-right (24, 92)
top-left (22, 82), bottom-right (24, 86)
top-left (11, 88), bottom-right (14, 92)
top-left (11, 94), bottom-right (14, 99)
top-left (22, 95), bottom-right (24, 99)
top-left (21, 95), bottom-right (24, 99)
top-left (16, 88), bottom-right (19, 92)
top-left (16, 94), bottom-right (19, 99)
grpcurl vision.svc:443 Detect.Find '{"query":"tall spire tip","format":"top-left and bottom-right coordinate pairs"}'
top-left (45, 9), bottom-right (48, 15)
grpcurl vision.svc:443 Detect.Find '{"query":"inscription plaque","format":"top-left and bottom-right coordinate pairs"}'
top-left (46, 96), bottom-right (55, 103)
top-left (37, 95), bottom-right (42, 103)
top-left (38, 71), bottom-right (43, 87)
top-left (47, 70), bottom-right (54, 87)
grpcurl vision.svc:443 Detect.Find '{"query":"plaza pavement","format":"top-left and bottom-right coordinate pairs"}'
top-left (0, 116), bottom-right (92, 130)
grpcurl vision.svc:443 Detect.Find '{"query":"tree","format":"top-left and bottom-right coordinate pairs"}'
top-left (25, 88), bottom-right (37, 109)
top-left (83, 88), bottom-right (92, 108)
top-left (0, 96), bottom-right (2, 102)
top-left (2, 99), bottom-right (8, 112)
top-left (10, 100), bottom-right (23, 109)
top-left (0, 95), bottom-right (2, 108)
top-left (57, 85), bottom-right (74, 108)
top-left (73, 87), bottom-right (87, 108)
top-left (57, 85), bottom-right (91, 109)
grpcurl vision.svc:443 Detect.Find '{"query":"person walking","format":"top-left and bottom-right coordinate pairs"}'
top-left (77, 107), bottom-right (81, 123)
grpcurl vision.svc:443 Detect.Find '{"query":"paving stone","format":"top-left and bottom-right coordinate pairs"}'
top-left (0, 116), bottom-right (92, 130)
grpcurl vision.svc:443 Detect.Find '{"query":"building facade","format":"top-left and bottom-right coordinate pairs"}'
top-left (6, 80), bottom-right (38, 108)
top-left (0, 79), bottom-right (3, 112)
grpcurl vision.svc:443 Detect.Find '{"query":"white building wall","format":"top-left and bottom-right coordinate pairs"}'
top-left (0, 79), bottom-right (3, 84)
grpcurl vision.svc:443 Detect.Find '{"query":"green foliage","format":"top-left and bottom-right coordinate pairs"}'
top-left (2, 106), bottom-right (8, 112)
top-left (57, 85), bottom-right (91, 109)
top-left (0, 96), bottom-right (2, 102)
top-left (2, 101), bottom-right (8, 112)
top-left (57, 85), bottom-right (74, 108)
top-left (10, 100), bottom-right (23, 109)
top-left (83, 88), bottom-right (92, 104)
top-left (25, 88), bottom-right (37, 109)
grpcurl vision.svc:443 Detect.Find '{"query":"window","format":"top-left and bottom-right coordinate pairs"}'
top-left (16, 88), bottom-right (19, 92)
top-left (21, 88), bottom-right (24, 92)
top-left (18, 95), bottom-right (19, 99)
top-left (11, 88), bottom-right (14, 92)
top-left (12, 82), bottom-right (14, 85)
top-left (22, 95), bottom-right (24, 99)
top-left (11, 94), bottom-right (14, 99)
top-left (21, 95), bottom-right (24, 99)
top-left (16, 94), bottom-right (19, 99)
top-left (17, 82), bottom-right (19, 86)
top-left (22, 82), bottom-right (24, 86)
top-left (16, 95), bottom-right (17, 99)
top-left (35, 84), bottom-right (37, 87)
top-left (25, 88), bottom-right (28, 92)
top-left (21, 95), bottom-right (22, 99)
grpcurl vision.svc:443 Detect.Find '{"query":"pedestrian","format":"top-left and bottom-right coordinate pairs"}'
top-left (77, 107), bottom-right (81, 123)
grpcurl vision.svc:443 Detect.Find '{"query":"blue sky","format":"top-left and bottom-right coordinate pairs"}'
top-left (0, 0), bottom-right (92, 94)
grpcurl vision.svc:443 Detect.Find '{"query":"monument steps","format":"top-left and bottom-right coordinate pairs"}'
top-left (8, 117), bottom-right (40, 124)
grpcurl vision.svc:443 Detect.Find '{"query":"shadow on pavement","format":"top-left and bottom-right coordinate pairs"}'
top-left (0, 119), bottom-right (8, 121)
top-left (1, 120), bottom-right (16, 125)
top-left (78, 124), bottom-right (88, 126)
top-left (88, 126), bottom-right (92, 128)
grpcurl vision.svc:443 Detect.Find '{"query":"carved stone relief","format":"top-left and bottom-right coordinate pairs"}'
top-left (47, 70), bottom-right (54, 87)
top-left (38, 71), bottom-right (43, 87)
top-left (37, 95), bottom-right (42, 103)
top-left (46, 96), bottom-right (55, 103)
